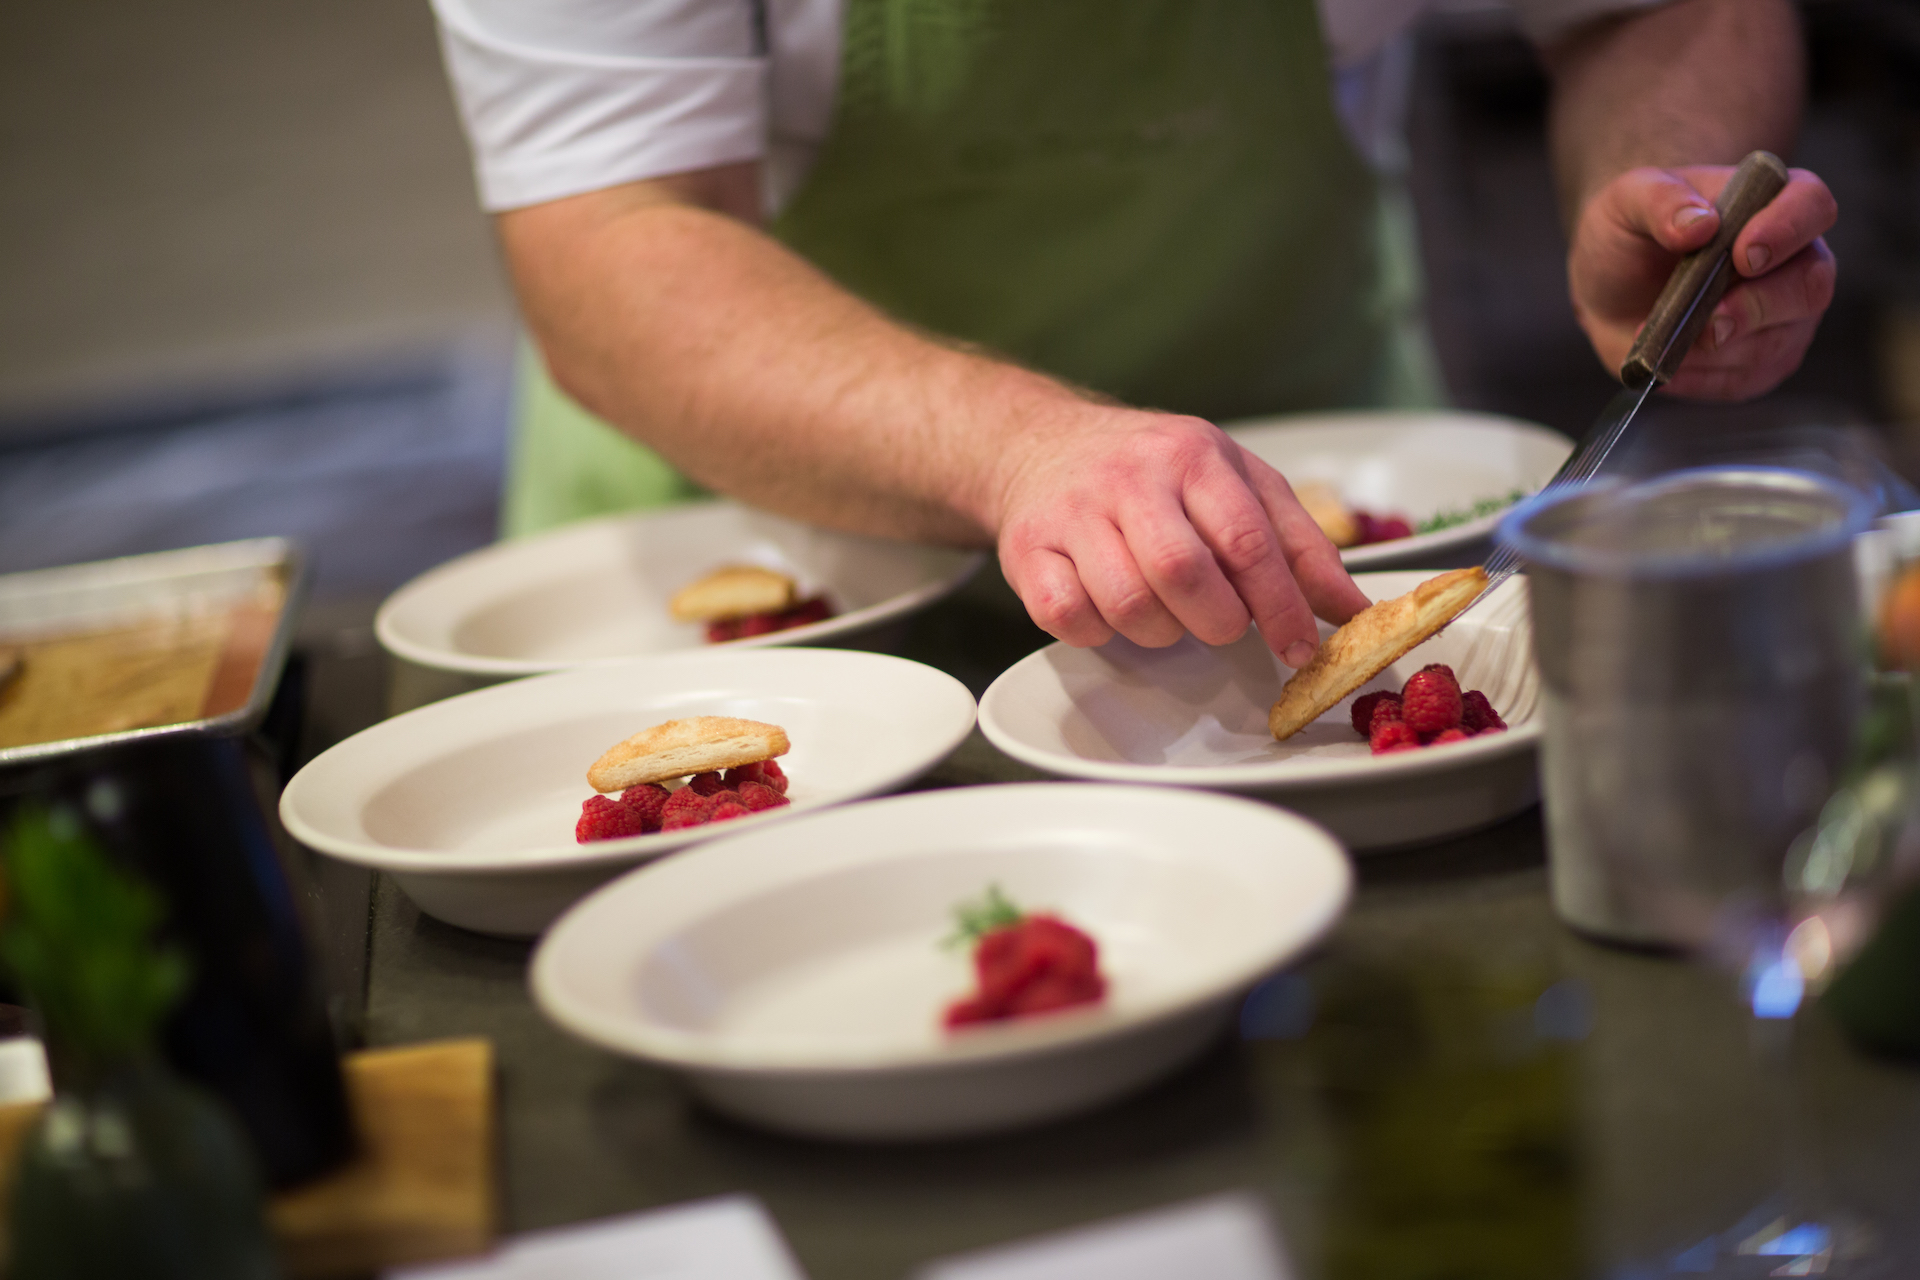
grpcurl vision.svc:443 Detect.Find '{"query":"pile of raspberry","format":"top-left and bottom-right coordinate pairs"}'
top-left (1352, 664), bottom-right (1506, 755)
top-left (706, 596), bottom-right (834, 644)
top-left (1351, 511), bottom-right (1414, 545)
top-left (575, 759), bottom-right (790, 842)
top-left (944, 914), bottom-right (1107, 1028)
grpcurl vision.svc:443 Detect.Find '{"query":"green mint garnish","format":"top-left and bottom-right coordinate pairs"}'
top-left (1415, 489), bottom-right (1527, 535)
top-left (943, 884), bottom-right (1026, 950)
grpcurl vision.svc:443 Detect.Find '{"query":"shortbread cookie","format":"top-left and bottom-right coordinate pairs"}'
top-left (1268, 567), bottom-right (1487, 741)
top-left (670, 566), bottom-right (797, 623)
top-left (588, 716), bottom-right (790, 791)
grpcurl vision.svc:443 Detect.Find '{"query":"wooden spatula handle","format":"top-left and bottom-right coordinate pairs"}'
top-left (1621, 150), bottom-right (1791, 388)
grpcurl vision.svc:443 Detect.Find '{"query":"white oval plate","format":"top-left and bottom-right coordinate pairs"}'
top-left (532, 784), bottom-right (1350, 1140)
top-left (280, 648), bottom-right (978, 937)
top-left (376, 502), bottom-right (984, 678)
top-left (978, 572), bottom-right (1541, 851)
top-left (1227, 410), bottom-right (1572, 568)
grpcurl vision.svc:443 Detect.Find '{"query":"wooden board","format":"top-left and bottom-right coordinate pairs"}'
top-left (0, 1037), bottom-right (495, 1278)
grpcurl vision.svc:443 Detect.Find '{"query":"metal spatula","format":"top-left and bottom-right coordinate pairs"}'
top-left (1476, 150), bottom-right (1792, 596)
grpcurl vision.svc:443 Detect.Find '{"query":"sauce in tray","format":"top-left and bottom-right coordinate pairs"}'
top-left (0, 578), bottom-right (285, 750)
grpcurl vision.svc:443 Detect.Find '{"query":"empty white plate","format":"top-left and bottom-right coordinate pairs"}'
top-left (531, 784), bottom-right (1351, 1140)
top-left (978, 572), bottom-right (1541, 850)
top-left (280, 647), bottom-right (978, 936)
top-left (376, 502), bottom-right (983, 680)
top-left (1227, 410), bottom-right (1571, 568)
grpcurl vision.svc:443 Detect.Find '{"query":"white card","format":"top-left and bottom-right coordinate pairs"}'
top-left (913, 1194), bottom-right (1292, 1280)
top-left (387, 1195), bottom-right (809, 1280)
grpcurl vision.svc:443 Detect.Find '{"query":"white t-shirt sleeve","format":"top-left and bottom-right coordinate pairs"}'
top-left (431, 0), bottom-right (767, 211)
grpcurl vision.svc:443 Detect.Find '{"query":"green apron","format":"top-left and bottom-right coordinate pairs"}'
top-left (501, 0), bottom-right (1442, 538)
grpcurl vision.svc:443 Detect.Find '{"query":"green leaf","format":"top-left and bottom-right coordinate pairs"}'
top-left (942, 884), bottom-right (1026, 950)
top-left (0, 805), bottom-right (189, 1058)
top-left (1416, 489), bottom-right (1528, 535)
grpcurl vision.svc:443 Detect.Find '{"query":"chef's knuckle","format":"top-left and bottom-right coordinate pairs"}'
top-left (1142, 540), bottom-right (1210, 591)
top-left (1214, 523), bottom-right (1275, 574)
top-left (1106, 581), bottom-right (1163, 626)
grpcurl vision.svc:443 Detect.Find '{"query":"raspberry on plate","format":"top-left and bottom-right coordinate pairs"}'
top-left (687, 770), bottom-right (731, 796)
top-left (576, 794), bottom-right (647, 843)
top-left (1431, 728), bottom-right (1470, 745)
top-left (707, 799), bottom-right (753, 824)
top-left (1369, 720), bottom-right (1421, 754)
top-left (660, 786), bottom-right (714, 830)
top-left (1400, 667), bottom-right (1463, 736)
top-left (1350, 690), bottom-right (1400, 737)
top-left (620, 783), bottom-right (670, 832)
top-left (1368, 696), bottom-right (1404, 735)
top-left (1462, 689), bottom-right (1507, 735)
top-left (735, 780), bottom-right (789, 812)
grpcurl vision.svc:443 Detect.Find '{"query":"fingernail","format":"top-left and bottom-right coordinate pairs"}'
top-left (1712, 314), bottom-right (1734, 348)
top-left (1283, 640), bottom-right (1315, 668)
top-left (1675, 205), bottom-right (1713, 229)
top-left (1747, 244), bottom-right (1771, 272)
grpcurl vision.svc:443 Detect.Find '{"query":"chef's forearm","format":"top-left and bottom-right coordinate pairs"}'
top-left (1543, 0), bottom-right (1803, 224)
top-left (496, 171), bottom-right (1086, 546)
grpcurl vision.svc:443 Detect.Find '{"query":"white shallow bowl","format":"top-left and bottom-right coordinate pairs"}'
top-left (979, 572), bottom-right (1541, 851)
top-left (376, 502), bottom-right (983, 679)
top-left (280, 648), bottom-right (977, 937)
top-left (532, 784), bottom-right (1351, 1141)
top-left (1227, 410), bottom-right (1572, 568)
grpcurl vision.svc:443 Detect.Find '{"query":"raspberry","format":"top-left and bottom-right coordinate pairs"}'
top-left (687, 771), bottom-right (730, 796)
top-left (576, 795), bottom-right (647, 842)
top-left (1351, 691), bottom-right (1400, 737)
top-left (723, 759), bottom-right (788, 795)
top-left (704, 596), bottom-right (836, 644)
top-left (1369, 720), bottom-right (1421, 754)
top-left (1419, 663), bottom-right (1457, 684)
top-left (660, 786), bottom-right (713, 830)
top-left (620, 783), bottom-right (670, 832)
top-left (1400, 668), bottom-right (1463, 736)
top-left (735, 780), bottom-right (789, 811)
top-left (1431, 728), bottom-right (1470, 745)
top-left (707, 799), bottom-right (753, 824)
top-left (1461, 689), bottom-right (1507, 735)
top-left (1369, 697), bottom-right (1404, 733)
top-left (1372, 517), bottom-right (1412, 541)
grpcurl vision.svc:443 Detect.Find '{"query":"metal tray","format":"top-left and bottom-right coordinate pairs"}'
top-left (0, 537), bottom-right (306, 767)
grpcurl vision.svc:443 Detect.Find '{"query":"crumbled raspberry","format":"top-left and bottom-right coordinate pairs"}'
top-left (1369, 720), bottom-right (1421, 754)
top-left (660, 786), bottom-right (714, 830)
top-left (687, 771), bottom-right (730, 796)
top-left (707, 799), bottom-right (753, 824)
top-left (1351, 691), bottom-right (1400, 737)
top-left (1400, 668), bottom-right (1463, 736)
top-left (1461, 689), bottom-right (1507, 735)
top-left (620, 783), bottom-right (670, 832)
top-left (576, 795), bottom-right (648, 842)
top-left (735, 780), bottom-right (789, 811)
top-left (1431, 728), bottom-right (1470, 745)
top-left (944, 915), bottom-right (1106, 1027)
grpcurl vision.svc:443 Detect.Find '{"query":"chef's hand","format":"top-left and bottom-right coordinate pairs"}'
top-left (992, 409), bottom-right (1372, 664)
top-left (1568, 164), bottom-right (1837, 400)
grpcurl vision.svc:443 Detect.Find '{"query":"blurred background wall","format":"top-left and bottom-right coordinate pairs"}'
top-left (2, 0), bottom-right (1918, 607)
